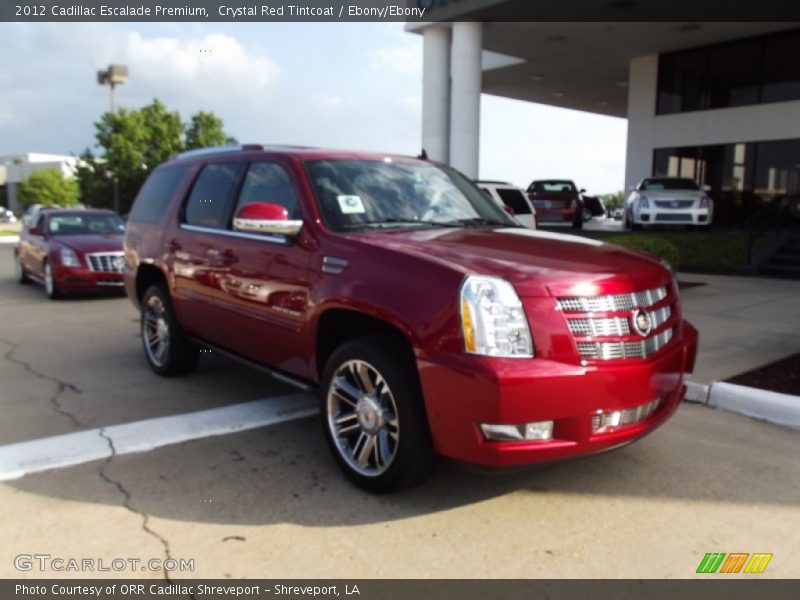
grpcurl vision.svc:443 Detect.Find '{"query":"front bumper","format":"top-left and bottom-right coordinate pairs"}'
top-left (418, 321), bottom-right (698, 467)
top-left (53, 264), bottom-right (124, 291)
top-left (635, 208), bottom-right (712, 225)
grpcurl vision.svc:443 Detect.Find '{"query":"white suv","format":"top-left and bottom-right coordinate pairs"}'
top-left (625, 177), bottom-right (713, 229)
top-left (476, 181), bottom-right (537, 229)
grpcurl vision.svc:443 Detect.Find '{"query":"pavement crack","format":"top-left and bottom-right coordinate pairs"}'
top-left (1, 337), bottom-right (84, 429)
top-left (2, 338), bottom-right (181, 589)
top-left (97, 427), bottom-right (178, 585)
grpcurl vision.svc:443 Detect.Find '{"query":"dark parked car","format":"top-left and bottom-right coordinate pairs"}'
top-left (124, 144), bottom-right (698, 492)
top-left (15, 208), bottom-right (126, 298)
top-left (526, 180), bottom-right (603, 228)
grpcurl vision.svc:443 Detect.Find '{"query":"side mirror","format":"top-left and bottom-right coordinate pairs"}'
top-left (28, 226), bottom-right (43, 236)
top-left (579, 188), bottom-right (586, 194)
top-left (232, 202), bottom-right (302, 238)
top-left (702, 184), bottom-right (712, 193)
top-left (502, 204), bottom-right (515, 216)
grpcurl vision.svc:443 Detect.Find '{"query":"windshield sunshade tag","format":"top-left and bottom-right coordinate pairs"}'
top-left (337, 195), bottom-right (366, 214)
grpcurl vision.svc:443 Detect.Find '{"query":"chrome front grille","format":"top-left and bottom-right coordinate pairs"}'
top-left (557, 287), bottom-right (667, 313)
top-left (654, 200), bottom-right (694, 209)
top-left (87, 252), bottom-right (125, 273)
top-left (577, 328), bottom-right (673, 360)
top-left (568, 317), bottom-right (630, 336)
top-left (557, 286), bottom-right (675, 361)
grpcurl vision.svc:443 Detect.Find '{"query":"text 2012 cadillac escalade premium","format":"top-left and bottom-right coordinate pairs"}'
top-left (123, 144), bottom-right (698, 492)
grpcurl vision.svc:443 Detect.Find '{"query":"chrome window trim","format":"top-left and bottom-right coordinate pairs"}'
top-left (179, 224), bottom-right (290, 246)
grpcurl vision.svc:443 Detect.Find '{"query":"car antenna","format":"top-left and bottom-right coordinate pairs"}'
top-left (417, 149), bottom-right (428, 160)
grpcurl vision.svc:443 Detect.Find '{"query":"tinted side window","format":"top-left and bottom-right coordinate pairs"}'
top-left (184, 162), bottom-right (246, 229)
top-left (235, 162), bottom-right (300, 220)
top-left (129, 166), bottom-right (190, 224)
top-left (497, 189), bottom-right (532, 214)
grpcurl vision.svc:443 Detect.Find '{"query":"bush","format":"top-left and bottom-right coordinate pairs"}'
top-left (603, 235), bottom-right (681, 271)
top-left (17, 167), bottom-right (80, 210)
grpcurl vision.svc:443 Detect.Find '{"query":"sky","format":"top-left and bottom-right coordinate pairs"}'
top-left (0, 22), bottom-right (628, 194)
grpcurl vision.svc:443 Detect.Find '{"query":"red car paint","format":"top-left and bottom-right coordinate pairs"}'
top-left (16, 209), bottom-right (126, 296)
top-left (527, 180), bottom-right (584, 226)
top-left (124, 147), bottom-right (698, 469)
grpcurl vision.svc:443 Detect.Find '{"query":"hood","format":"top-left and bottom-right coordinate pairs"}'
top-left (352, 227), bottom-right (670, 297)
top-left (637, 189), bottom-right (704, 200)
top-left (53, 234), bottom-right (124, 254)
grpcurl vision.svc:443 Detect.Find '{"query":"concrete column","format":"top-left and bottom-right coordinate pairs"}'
top-left (624, 54), bottom-right (659, 192)
top-left (449, 21), bottom-right (482, 178)
top-left (422, 26), bottom-right (451, 163)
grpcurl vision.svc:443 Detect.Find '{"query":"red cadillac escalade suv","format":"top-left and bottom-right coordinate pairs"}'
top-left (124, 144), bottom-right (698, 492)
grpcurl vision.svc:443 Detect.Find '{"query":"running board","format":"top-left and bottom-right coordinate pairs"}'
top-left (188, 338), bottom-right (317, 393)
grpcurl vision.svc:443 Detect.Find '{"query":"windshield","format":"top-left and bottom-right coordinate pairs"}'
top-left (528, 181), bottom-right (577, 194)
top-left (47, 213), bottom-right (125, 236)
top-left (304, 159), bottom-right (518, 232)
top-left (640, 178), bottom-right (700, 191)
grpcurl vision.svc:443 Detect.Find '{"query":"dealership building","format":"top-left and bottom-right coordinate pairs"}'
top-left (408, 5), bottom-right (800, 224)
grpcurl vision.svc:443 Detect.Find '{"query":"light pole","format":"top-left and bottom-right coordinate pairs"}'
top-left (97, 64), bottom-right (128, 112)
top-left (97, 64), bottom-right (128, 213)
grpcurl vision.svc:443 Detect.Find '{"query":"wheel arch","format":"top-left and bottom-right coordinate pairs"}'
top-left (314, 308), bottom-right (417, 384)
top-left (135, 263), bottom-right (169, 303)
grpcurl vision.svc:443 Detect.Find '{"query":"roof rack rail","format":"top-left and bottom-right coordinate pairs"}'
top-left (173, 144), bottom-right (265, 161)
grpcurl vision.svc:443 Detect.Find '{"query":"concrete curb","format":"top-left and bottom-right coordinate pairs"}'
top-left (685, 379), bottom-right (800, 431)
top-left (0, 236), bottom-right (19, 244)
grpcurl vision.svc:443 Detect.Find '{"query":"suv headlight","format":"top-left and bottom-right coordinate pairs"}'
top-left (459, 275), bottom-right (533, 358)
top-left (699, 196), bottom-right (711, 209)
top-left (638, 196), bottom-right (650, 209)
top-left (59, 248), bottom-right (80, 267)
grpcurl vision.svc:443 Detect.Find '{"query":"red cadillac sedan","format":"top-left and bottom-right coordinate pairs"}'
top-left (15, 208), bottom-right (126, 299)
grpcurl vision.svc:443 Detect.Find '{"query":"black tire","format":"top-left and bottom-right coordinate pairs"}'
top-left (140, 285), bottom-right (199, 376)
top-left (43, 260), bottom-right (62, 299)
top-left (14, 251), bottom-right (30, 284)
top-left (320, 336), bottom-right (436, 493)
top-left (582, 208), bottom-right (593, 222)
top-left (631, 222), bottom-right (643, 231)
top-left (572, 217), bottom-right (583, 229)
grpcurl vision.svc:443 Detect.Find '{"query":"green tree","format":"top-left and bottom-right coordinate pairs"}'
top-left (601, 191), bottom-right (625, 210)
top-left (17, 168), bottom-right (80, 209)
top-left (77, 99), bottom-right (232, 213)
top-left (185, 111), bottom-right (229, 150)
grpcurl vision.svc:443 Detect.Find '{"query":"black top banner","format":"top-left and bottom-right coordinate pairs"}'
top-left (2, 0), bottom-right (800, 22)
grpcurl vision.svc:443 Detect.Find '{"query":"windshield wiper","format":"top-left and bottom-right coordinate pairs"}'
top-left (343, 219), bottom-right (464, 231)
top-left (450, 217), bottom-right (519, 228)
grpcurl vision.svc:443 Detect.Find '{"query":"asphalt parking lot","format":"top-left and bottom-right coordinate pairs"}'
top-left (1, 244), bottom-right (799, 579)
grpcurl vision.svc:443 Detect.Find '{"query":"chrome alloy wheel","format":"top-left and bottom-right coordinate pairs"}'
top-left (143, 295), bottom-right (171, 368)
top-left (326, 359), bottom-right (400, 477)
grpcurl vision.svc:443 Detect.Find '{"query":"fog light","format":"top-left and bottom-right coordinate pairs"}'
top-left (592, 398), bottom-right (660, 434)
top-left (480, 421), bottom-right (553, 442)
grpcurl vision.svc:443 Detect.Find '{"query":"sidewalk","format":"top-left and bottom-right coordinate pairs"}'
top-left (678, 272), bottom-right (800, 384)
top-left (679, 272), bottom-right (800, 430)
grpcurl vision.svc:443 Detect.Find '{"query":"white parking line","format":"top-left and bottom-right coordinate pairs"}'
top-left (0, 393), bottom-right (318, 481)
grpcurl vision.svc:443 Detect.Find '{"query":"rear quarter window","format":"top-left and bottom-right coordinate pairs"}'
top-left (128, 165), bottom-right (191, 224)
top-left (497, 188), bottom-right (532, 215)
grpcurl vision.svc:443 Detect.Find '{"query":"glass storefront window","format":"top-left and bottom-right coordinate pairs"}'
top-left (653, 139), bottom-right (799, 225)
top-left (657, 29), bottom-right (800, 115)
